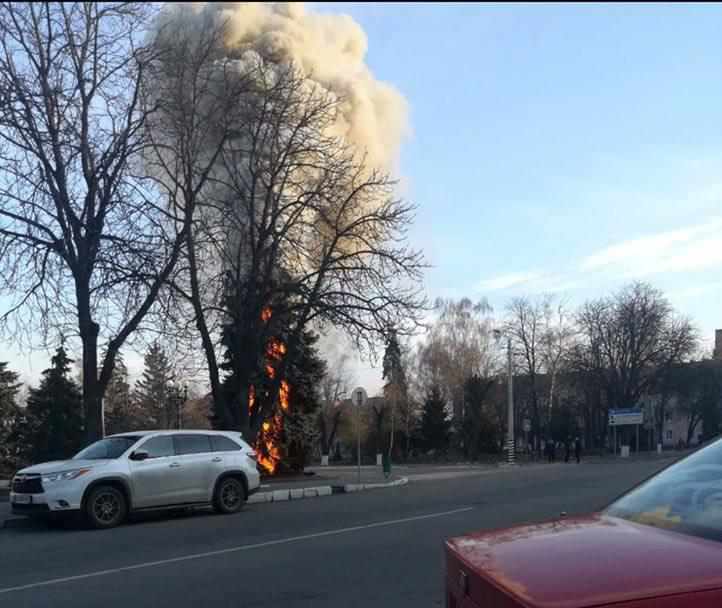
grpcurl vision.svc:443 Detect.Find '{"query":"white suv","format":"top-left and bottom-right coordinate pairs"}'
top-left (10, 430), bottom-right (261, 529)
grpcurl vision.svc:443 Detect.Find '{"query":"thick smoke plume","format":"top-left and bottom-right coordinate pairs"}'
top-left (157, 2), bottom-right (408, 171)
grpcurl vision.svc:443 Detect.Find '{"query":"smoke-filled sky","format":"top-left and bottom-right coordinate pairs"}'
top-left (4, 2), bottom-right (722, 396)
top-left (162, 2), bottom-right (408, 172)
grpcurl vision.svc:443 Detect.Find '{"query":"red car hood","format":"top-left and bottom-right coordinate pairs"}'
top-left (446, 514), bottom-right (722, 608)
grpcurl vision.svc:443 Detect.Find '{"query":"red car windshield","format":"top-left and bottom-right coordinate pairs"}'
top-left (607, 439), bottom-right (722, 543)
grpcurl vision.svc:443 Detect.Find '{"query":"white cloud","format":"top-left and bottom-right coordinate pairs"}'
top-left (474, 216), bottom-right (722, 304)
top-left (526, 276), bottom-right (587, 295)
top-left (581, 217), bottom-right (722, 278)
top-left (478, 271), bottom-right (543, 291)
top-left (668, 283), bottom-right (721, 300)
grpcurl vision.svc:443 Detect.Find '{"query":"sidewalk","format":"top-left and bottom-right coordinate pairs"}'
top-left (581, 448), bottom-right (692, 464)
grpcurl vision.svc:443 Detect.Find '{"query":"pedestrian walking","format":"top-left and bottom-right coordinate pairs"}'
top-left (546, 438), bottom-right (555, 463)
top-left (564, 437), bottom-right (571, 463)
top-left (573, 437), bottom-right (581, 463)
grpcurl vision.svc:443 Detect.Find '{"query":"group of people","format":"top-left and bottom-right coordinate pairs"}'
top-left (543, 437), bottom-right (582, 464)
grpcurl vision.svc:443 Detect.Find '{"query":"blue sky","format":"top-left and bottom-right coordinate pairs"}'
top-left (4, 3), bottom-right (722, 393)
top-left (313, 2), bottom-right (722, 362)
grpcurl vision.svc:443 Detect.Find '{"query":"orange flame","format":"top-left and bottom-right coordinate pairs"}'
top-left (256, 415), bottom-right (283, 474)
top-left (280, 380), bottom-right (290, 411)
top-left (253, 308), bottom-right (291, 475)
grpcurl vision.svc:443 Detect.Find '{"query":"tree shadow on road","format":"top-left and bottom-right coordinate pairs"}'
top-left (2, 506), bottom-right (229, 534)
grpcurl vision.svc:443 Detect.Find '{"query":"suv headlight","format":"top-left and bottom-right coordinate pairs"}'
top-left (41, 468), bottom-right (91, 484)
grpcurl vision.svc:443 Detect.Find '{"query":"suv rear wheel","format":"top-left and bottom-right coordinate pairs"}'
top-left (85, 485), bottom-right (127, 529)
top-left (213, 477), bottom-right (245, 514)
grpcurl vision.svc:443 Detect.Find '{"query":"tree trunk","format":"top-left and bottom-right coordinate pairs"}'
top-left (657, 392), bottom-right (669, 448)
top-left (78, 275), bottom-right (103, 444)
top-left (687, 413), bottom-right (701, 447)
top-left (319, 411), bottom-right (329, 455)
top-left (319, 409), bottom-right (341, 465)
top-left (405, 412), bottom-right (411, 459)
top-left (186, 231), bottom-right (230, 429)
top-left (389, 399), bottom-right (395, 458)
top-left (80, 314), bottom-right (103, 444)
top-left (548, 370), bottom-right (557, 420)
top-left (327, 411), bottom-right (341, 454)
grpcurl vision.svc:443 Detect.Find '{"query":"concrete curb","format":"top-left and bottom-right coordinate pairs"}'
top-left (342, 477), bottom-right (408, 493)
top-left (247, 477), bottom-right (408, 505)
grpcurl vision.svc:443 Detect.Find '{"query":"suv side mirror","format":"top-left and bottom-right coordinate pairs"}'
top-left (130, 450), bottom-right (149, 461)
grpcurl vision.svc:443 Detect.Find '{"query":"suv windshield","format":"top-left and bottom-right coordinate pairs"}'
top-left (606, 439), bottom-right (722, 543)
top-left (73, 436), bottom-right (141, 460)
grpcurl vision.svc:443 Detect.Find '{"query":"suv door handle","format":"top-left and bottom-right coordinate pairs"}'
top-left (169, 462), bottom-right (181, 468)
top-left (211, 457), bottom-right (222, 463)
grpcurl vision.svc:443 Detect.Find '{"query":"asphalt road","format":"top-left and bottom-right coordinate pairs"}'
top-left (0, 459), bottom-right (676, 608)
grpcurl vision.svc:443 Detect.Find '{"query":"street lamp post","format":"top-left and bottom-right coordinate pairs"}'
top-left (494, 330), bottom-right (515, 465)
top-left (351, 387), bottom-right (368, 485)
top-left (505, 336), bottom-right (514, 465)
top-left (178, 383), bottom-right (188, 430)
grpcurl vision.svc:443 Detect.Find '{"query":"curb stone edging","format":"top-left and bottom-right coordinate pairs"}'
top-left (247, 477), bottom-right (408, 505)
top-left (343, 477), bottom-right (408, 493)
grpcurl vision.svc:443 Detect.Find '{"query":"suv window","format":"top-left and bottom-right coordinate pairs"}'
top-left (74, 436), bottom-right (141, 460)
top-left (141, 436), bottom-right (175, 459)
top-left (211, 435), bottom-right (242, 452)
top-left (174, 434), bottom-right (212, 455)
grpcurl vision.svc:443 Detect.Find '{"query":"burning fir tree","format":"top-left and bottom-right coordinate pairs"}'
top-left (217, 301), bottom-right (326, 475)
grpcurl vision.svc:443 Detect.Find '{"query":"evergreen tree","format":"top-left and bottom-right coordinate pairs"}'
top-left (16, 346), bottom-right (83, 463)
top-left (0, 362), bottom-right (21, 472)
top-left (104, 353), bottom-right (137, 434)
top-left (282, 330), bottom-right (326, 471)
top-left (382, 328), bottom-right (411, 456)
top-left (134, 342), bottom-right (175, 429)
top-left (382, 330), bottom-right (406, 391)
top-left (419, 385), bottom-right (450, 453)
top-left (462, 374), bottom-right (497, 459)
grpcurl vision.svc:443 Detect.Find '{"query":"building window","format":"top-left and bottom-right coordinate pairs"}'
top-left (665, 413), bottom-right (672, 423)
top-left (666, 430), bottom-right (673, 440)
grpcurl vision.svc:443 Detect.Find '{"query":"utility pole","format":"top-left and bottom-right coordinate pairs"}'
top-left (506, 336), bottom-right (514, 465)
top-left (351, 387), bottom-right (368, 485)
top-left (178, 384), bottom-right (188, 430)
top-left (494, 329), bottom-right (515, 466)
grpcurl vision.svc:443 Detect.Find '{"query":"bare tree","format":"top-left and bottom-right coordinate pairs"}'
top-left (539, 297), bottom-right (576, 419)
top-left (505, 296), bottom-right (545, 441)
top-left (416, 298), bottom-right (496, 451)
top-left (144, 7), bottom-right (251, 427)
top-left (0, 3), bottom-right (196, 442)
top-left (397, 341), bottom-right (420, 457)
top-left (318, 349), bottom-right (354, 464)
top-left (577, 282), bottom-right (698, 446)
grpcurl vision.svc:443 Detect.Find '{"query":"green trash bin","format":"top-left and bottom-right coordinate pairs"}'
top-left (382, 452), bottom-right (391, 478)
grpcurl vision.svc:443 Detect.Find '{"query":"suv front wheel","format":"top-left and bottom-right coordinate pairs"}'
top-left (213, 477), bottom-right (245, 514)
top-left (85, 485), bottom-right (128, 529)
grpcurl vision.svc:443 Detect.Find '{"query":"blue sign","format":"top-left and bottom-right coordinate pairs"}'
top-left (608, 408), bottom-right (643, 426)
top-left (609, 408), bottom-right (643, 416)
